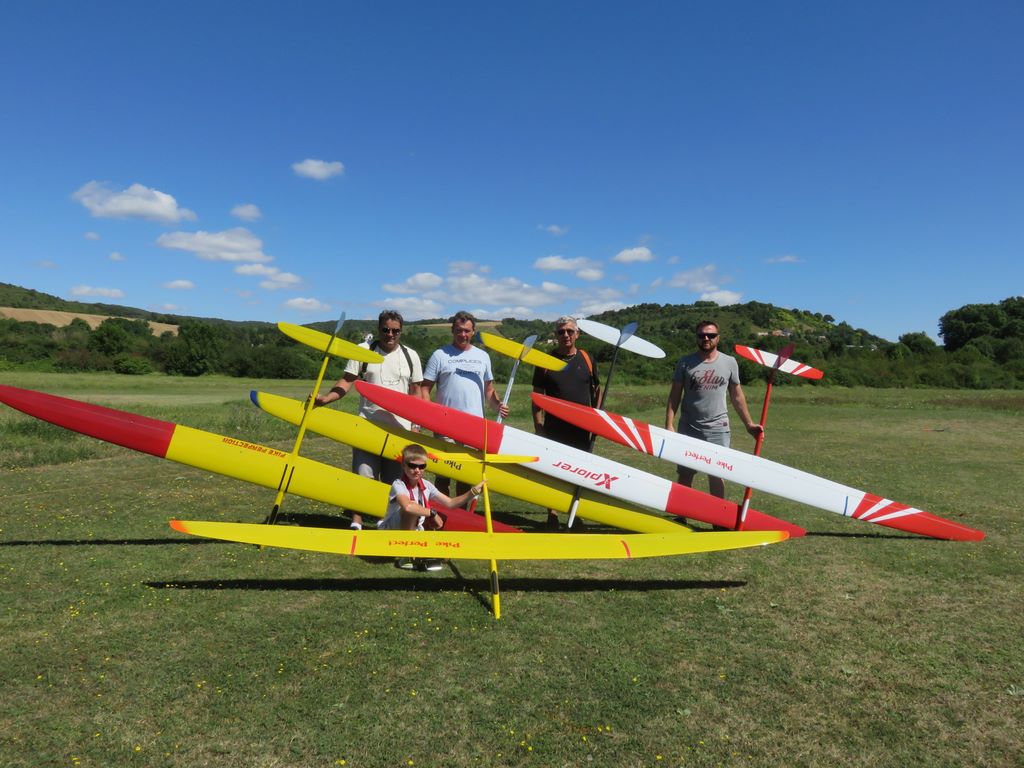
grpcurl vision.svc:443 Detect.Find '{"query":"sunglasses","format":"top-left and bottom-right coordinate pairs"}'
top-left (697, 333), bottom-right (719, 340)
top-left (555, 329), bottom-right (577, 336)
top-left (380, 327), bottom-right (402, 335)
top-left (405, 461), bottom-right (427, 470)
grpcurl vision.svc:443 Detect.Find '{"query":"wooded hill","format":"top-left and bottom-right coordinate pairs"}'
top-left (1, 283), bottom-right (1021, 389)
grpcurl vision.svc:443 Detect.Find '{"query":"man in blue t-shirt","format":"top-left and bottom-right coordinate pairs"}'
top-left (422, 311), bottom-right (508, 498)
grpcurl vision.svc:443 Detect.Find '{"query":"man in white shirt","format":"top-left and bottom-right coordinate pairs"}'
top-left (315, 310), bottom-right (424, 528)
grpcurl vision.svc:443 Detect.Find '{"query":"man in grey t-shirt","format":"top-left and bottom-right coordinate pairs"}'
top-left (665, 320), bottom-right (762, 501)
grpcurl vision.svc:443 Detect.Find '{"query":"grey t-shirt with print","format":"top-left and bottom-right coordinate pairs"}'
top-left (672, 352), bottom-right (741, 436)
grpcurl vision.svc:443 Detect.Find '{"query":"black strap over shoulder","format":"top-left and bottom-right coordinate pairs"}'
top-left (360, 340), bottom-right (414, 379)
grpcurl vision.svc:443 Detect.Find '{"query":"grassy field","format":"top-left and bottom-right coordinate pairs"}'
top-left (1, 372), bottom-right (1021, 768)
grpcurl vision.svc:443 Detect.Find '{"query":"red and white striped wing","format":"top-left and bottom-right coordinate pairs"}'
top-left (532, 392), bottom-right (985, 542)
top-left (734, 345), bottom-right (824, 380)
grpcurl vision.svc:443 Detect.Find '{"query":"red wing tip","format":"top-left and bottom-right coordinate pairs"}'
top-left (169, 519), bottom-right (187, 533)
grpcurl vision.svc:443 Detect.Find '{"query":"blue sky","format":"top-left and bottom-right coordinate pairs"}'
top-left (2, 1), bottom-right (1020, 342)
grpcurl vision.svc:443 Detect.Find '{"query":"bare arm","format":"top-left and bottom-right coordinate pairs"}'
top-left (430, 481), bottom-right (485, 510)
top-left (315, 372), bottom-right (358, 407)
top-left (485, 380), bottom-right (509, 419)
top-left (393, 490), bottom-right (443, 530)
top-left (665, 380), bottom-right (683, 431)
top-left (420, 380), bottom-right (435, 401)
top-left (729, 382), bottom-right (763, 438)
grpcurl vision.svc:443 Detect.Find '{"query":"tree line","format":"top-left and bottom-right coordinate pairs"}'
top-left (1, 286), bottom-right (1021, 389)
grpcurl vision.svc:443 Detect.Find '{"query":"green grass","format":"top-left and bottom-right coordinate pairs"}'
top-left (1, 372), bottom-right (1022, 767)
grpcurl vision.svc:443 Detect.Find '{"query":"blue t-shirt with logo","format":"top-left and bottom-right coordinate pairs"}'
top-left (424, 344), bottom-right (494, 416)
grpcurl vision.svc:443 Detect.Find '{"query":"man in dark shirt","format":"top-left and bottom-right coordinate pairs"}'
top-left (532, 316), bottom-right (601, 529)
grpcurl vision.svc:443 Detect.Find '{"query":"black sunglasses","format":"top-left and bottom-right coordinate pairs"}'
top-left (405, 461), bottom-right (427, 470)
top-left (555, 328), bottom-right (577, 336)
top-left (697, 333), bottom-right (719, 340)
top-left (380, 327), bottom-right (402, 335)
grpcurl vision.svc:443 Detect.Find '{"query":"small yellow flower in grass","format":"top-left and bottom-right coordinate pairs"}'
top-left (411, 690), bottom-right (417, 696)
top-left (336, 760), bottom-right (347, 766)
top-left (134, 745), bottom-right (141, 752)
top-left (656, 755), bottom-right (663, 761)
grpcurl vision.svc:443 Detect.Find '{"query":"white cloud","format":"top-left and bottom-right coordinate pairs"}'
top-left (539, 224), bottom-right (568, 236)
top-left (72, 181), bottom-right (196, 223)
top-left (292, 158), bottom-right (345, 180)
top-left (155, 303), bottom-right (179, 311)
top-left (382, 272), bottom-right (445, 293)
top-left (534, 255), bottom-right (590, 271)
top-left (444, 274), bottom-right (567, 308)
top-left (379, 269), bottom-right (587, 318)
top-left (701, 290), bottom-right (742, 305)
top-left (37, 260), bottom-right (58, 269)
top-left (650, 277), bottom-right (664, 288)
top-left (260, 272), bottom-right (302, 290)
top-left (666, 255), bottom-right (680, 265)
top-left (163, 279), bottom-right (194, 290)
top-left (378, 297), bottom-right (446, 319)
top-left (284, 297), bottom-right (331, 312)
top-left (535, 255), bottom-right (603, 281)
top-left (83, 231), bottom-right (101, 241)
top-left (232, 263), bottom-right (303, 290)
top-left (109, 251), bottom-right (125, 262)
top-left (231, 203), bottom-right (262, 221)
top-left (492, 305), bottom-right (541, 317)
top-left (612, 246), bottom-right (654, 263)
top-left (448, 260), bottom-right (491, 275)
top-left (668, 264), bottom-right (722, 292)
top-left (766, 254), bottom-right (801, 264)
top-left (157, 228), bottom-right (271, 263)
top-left (71, 285), bottom-right (125, 298)
top-left (234, 264), bottom-right (277, 276)
top-left (577, 298), bottom-right (627, 316)
top-left (665, 264), bottom-right (742, 304)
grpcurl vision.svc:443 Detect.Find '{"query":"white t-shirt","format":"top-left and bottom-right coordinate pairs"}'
top-left (343, 342), bottom-right (424, 430)
top-left (423, 344), bottom-right (494, 416)
top-left (378, 476), bottom-right (439, 530)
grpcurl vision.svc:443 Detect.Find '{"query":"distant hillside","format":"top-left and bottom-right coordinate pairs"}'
top-left (0, 282), bottom-right (269, 329)
top-left (0, 307), bottom-right (179, 336)
top-left (3, 281), bottom-right (1020, 388)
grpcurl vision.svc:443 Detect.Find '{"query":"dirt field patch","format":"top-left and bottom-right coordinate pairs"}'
top-left (0, 306), bottom-right (179, 336)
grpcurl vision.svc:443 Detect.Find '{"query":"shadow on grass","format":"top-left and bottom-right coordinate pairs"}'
top-left (275, 510), bottom-right (551, 532)
top-left (802, 530), bottom-right (938, 540)
top-left (0, 537), bottom-right (223, 547)
top-left (144, 574), bottom-right (748, 596)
